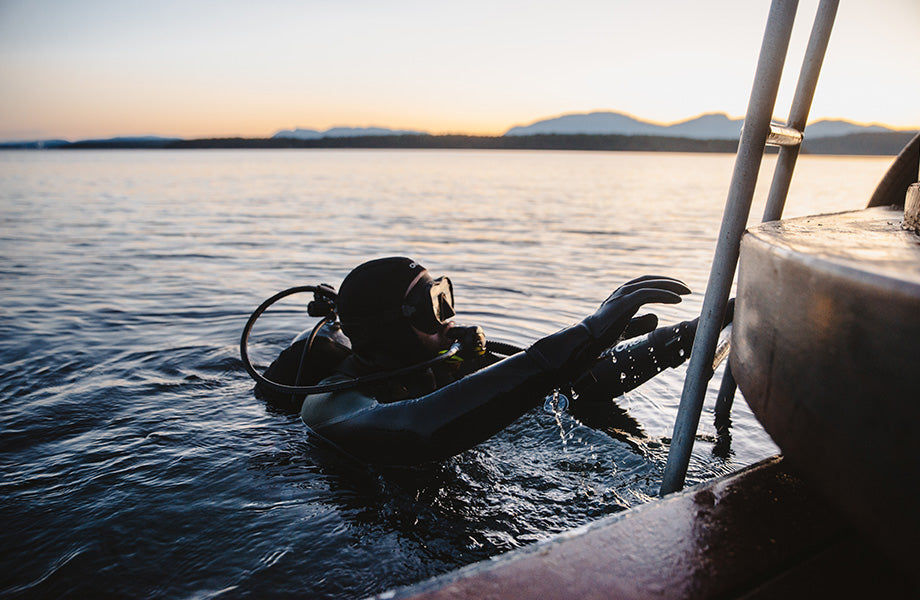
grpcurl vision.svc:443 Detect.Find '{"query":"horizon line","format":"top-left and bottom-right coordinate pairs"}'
top-left (3, 111), bottom-right (919, 145)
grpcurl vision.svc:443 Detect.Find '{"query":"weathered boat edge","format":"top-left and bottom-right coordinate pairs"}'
top-left (376, 455), bottom-right (915, 599)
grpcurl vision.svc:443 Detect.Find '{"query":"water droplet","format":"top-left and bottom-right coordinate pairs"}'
top-left (556, 394), bottom-right (569, 411)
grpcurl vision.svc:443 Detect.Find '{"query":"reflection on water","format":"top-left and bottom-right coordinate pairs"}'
top-left (0, 149), bottom-right (890, 598)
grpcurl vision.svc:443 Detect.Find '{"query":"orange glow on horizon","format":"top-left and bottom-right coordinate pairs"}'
top-left (0, 0), bottom-right (918, 142)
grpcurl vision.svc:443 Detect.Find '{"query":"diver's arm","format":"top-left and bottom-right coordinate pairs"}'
top-left (573, 297), bottom-right (733, 401)
top-left (573, 319), bottom-right (696, 401)
top-left (312, 351), bottom-right (555, 465)
top-left (307, 276), bottom-right (690, 466)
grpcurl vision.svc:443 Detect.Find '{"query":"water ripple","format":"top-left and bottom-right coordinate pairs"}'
top-left (0, 149), bottom-right (881, 599)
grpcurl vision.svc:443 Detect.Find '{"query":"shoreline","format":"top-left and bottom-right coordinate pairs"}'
top-left (2, 131), bottom-right (916, 155)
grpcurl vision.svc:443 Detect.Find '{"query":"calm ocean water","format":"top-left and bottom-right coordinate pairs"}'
top-left (0, 149), bottom-right (890, 598)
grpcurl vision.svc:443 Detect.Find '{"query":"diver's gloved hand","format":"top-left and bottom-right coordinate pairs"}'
top-left (582, 275), bottom-right (691, 345)
top-left (526, 275), bottom-right (691, 381)
top-left (723, 297), bottom-right (735, 325)
top-left (620, 312), bottom-right (658, 341)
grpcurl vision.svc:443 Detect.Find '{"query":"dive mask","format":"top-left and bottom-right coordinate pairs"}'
top-left (402, 276), bottom-right (455, 334)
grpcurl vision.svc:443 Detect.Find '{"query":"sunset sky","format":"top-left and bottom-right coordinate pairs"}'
top-left (1, 0), bottom-right (917, 141)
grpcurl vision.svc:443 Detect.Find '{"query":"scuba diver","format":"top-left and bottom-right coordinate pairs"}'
top-left (243, 257), bottom-right (709, 467)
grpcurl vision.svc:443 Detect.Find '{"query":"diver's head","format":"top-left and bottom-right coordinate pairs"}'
top-left (336, 257), bottom-right (455, 368)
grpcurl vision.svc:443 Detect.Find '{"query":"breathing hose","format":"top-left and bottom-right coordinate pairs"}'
top-left (240, 285), bottom-right (524, 397)
top-left (485, 340), bottom-right (524, 356)
top-left (240, 285), bottom-right (332, 393)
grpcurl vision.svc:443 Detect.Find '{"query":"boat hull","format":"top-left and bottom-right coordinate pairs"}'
top-left (731, 206), bottom-right (920, 576)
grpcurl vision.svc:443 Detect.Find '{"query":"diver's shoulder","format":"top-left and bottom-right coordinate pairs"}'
top-left (299, 373), bottom-right (376, 427)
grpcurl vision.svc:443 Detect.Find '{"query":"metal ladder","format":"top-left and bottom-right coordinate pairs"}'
top-left (660, 0), bottom-right (840, 496)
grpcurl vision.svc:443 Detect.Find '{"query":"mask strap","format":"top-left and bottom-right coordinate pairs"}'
top-left (403, 269), bottom-right (429, 298)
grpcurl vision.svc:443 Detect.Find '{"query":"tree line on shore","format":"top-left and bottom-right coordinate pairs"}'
top-left (3, 131), bottom-right (916, 155)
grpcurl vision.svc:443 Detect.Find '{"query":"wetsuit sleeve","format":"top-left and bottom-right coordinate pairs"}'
top-left (573, 319), bottom-right (697, 401)
top-left (572, 299), bottom-right (732, 401)
top-left (310, 351), bottom-right (556, 466)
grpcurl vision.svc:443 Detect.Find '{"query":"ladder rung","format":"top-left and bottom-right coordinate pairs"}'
top-left (766, 122), bottom-right (804, 147)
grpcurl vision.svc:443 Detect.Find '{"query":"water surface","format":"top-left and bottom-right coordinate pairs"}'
top-left (0, 149), bottom-right (890, 598)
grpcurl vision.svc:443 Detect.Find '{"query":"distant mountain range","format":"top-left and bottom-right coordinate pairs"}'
top-left (270, 113), bottom-right (904, 141)
top-left (272, 126), bottom-right (426, 139)
top-left (502, 111), bottom-right (900, 139)
top-left (1, 111), bottom-right (914, 153)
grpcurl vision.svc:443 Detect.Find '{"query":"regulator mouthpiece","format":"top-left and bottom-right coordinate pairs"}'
top-left (448, 325), bottom-right (487, 359)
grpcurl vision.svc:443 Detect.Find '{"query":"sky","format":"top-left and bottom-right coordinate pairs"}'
top-left (0, 0), bottom-right (918, 141)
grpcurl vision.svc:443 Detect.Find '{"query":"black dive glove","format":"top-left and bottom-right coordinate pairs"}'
top-left (573, 296), bottom-right (734, 401)
top-left (525, 275), bottom-right (691, 382)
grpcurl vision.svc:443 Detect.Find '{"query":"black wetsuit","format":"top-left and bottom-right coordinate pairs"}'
top-left (297, 318), bottom-right (696, 466)
top-left (258, 276), bottom-right (704, 466)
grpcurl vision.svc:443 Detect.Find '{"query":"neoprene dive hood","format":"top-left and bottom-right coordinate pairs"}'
top-left (335, 257), bottom-right (455, 365)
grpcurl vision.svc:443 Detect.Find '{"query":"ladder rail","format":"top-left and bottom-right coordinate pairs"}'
top-left (715, 0), bottom-right (840, 425)
top-left (660, 0), bottom-right (839, 496)
top-left (764, 0), bottom-right (840, 222)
